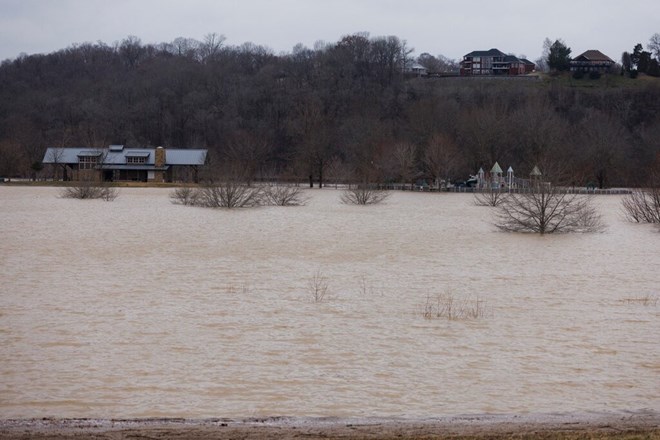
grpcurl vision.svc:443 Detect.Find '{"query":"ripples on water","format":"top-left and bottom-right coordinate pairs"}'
top-left (0, 187), bottom-right (658, 418)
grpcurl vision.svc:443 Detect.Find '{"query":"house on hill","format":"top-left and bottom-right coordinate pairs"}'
top-left (520, 58), bottom-right (536, 73)
top-left (570, 50), bottom-right (615, 73)
top-left (42, 145), bottom-right (207, 183)
top-left (404, 62), bottom-right (429, 77)
top-left (460, 49), bottom-right (533, 76)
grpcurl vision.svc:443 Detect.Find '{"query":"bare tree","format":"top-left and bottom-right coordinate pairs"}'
top-left (197, 181), bottom-right (262, 208)
top-left (262, 184), bottom-right (309, 206)
top-left (341, 184), bottom-right (390, 205)
top-left (171, 164), bottom-right (263, 209)
top-left (224, 131), bottom-right (272, 185)
top-left (170, 186), bottom-right (200, 206)
top-left (621, 168), bottom-right (660, 224)
top-left (60, 177), bottom-right (118, 201)
top-left (648, 33), bottom-right (660, 62)
top-left (622, 190), bottom-right (660, 223)
top-left (392, 142), bottom-right (418, 186)
top-left (474, 186), bottom-right (508, 207)
top-left (324, 155), bottom-right (353, 188)
top-left (308, 269), bottom-right (329, 303)
top-left (416, 53), bottom-right (458, 73)
top-left (494, 165), bottom-right (604, 234)
top-left (0, 140), bottom-right (22, 179)
top-left (199, 33), bottom-right (226, 62)
top-left (44, 147), bottom-right (67, 181)
top-left (423, 133), bottom-right (461, 188)
top-left (289, 96), bottom-right (332, 188)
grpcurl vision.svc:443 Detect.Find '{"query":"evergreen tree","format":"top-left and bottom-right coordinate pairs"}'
top-left (547, 39), bottom-right (572, 71)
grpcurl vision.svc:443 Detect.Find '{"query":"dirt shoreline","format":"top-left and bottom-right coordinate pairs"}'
top-left (1, 410), bottom-right (659, 439)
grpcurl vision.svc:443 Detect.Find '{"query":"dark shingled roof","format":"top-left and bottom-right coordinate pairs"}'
top-left (464, 48), bottom-right (507, 57)
top-left (573, 50), bottom-right (614, 63)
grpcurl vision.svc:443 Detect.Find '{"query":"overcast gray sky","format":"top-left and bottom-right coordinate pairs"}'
top-left (1, 0), bottom-right (658, 63)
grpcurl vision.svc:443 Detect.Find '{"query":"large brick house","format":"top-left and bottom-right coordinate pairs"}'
top-left (460, 48), bottom-right (533, 76)
top-left (570, 50), bottom-right (615, 73)
top-left (42, 145), bottom-right (207, 183)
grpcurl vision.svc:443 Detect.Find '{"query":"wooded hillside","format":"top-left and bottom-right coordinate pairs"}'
top-left (1, 34), bottom-right (658, 187)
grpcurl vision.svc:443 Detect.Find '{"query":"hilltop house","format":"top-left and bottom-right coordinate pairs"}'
top-left (404, 62), bottom-right (429, 77)
top-left (460, 49), bottom-right (533, 76)
top-left (520, 58), bottom-right (536, 73)
top-left (42, 145), bottom-right (207, 183)
top-left (570, 50), bottom-right (615, 73)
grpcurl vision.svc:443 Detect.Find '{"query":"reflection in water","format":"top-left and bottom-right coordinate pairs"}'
top-left (0, 187), bottom-right (658, 418)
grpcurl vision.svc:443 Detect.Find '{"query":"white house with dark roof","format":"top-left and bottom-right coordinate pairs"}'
top-left (42, 145), bottom-right (207, 182)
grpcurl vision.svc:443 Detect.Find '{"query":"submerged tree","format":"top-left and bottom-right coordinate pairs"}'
top-left (474, 185), bottom-right (508, 207)
top-left (341, 184), bottom-right (390, 205)
top-left (622, 189), bottom-right (660, 223)
top-left (621, 165), bottom-right (660, 224)
top-left (60, 178), bottom-right (118, 201)
top-left (494, 165), bottom-right (604, 234)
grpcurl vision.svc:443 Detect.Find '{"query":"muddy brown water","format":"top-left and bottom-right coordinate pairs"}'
top-left (0, 187), bottom-right (658, 419)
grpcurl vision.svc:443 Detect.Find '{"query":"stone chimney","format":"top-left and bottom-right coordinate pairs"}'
top-left (155, 146), bottom-right (166, 168)
top-left (153, 146), bottom-right (166, 182)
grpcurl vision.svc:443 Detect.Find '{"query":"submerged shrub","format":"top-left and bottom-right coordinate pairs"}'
top-left (170, 187), bottom-right (199, 206)
top-left (262, 184), bottom-right (309, 206)
top-left (621, 189), bottom-right (660, 224)
top-left (308, 269), bottom-right (329, 303)
top-left (341, 184), bottom-right (390, 205)
top-left (421, 292), bottom-right (488, 320)
top-left (171, 182), bottom-right (309, 208)
top-left (60, 180), bottom-right (118, 201)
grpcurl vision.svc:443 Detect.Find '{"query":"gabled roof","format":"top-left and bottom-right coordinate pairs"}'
top-left (464, 48), bottom-right (507, 58)
top-left (43, 147), bottom-right (207, 166)
top-left (520, 58), bottom-right (535, 66)
top-left (572, 50), bottom-right (614, 63)
top-left (166, 149), bottom-right (208, 165)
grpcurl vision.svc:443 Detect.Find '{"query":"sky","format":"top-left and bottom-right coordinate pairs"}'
top-left (0, 0), bottom-right (658, 63)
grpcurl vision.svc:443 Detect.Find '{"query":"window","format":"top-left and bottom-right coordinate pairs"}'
top-left (126, 156), bottom-right (147, 164)
top-left (78, 156), bottom-right (98, 169)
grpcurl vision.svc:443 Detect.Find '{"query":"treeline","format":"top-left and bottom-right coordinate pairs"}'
top-left (0, 33), bottom-right (659, 187)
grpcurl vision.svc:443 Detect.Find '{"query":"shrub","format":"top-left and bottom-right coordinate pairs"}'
top-left (620, 294), bottom-right (658, 306)
top-left (170, 182), bottom-right (262, 208)
top-left (262, 184), bottom-right (309, 206)
top-left (621, 189), bottom-right (660, 223)
top-left (308, 269), bottom-right (329, 303)
top-left (170, 187), bottom-right (200, 206)
top-left (341, 184), bottom-right (390, 205)
top-left (474, 187), bottom-right (508, 207)
top-left (199, 182), bottom-right (262, 208)
top-left (60, 180), bottom-right (118, 201)
top-left (589, 71), bottom-right (601, 80)
top-left (421, 292), bottom-right (488, 320)
top-left (572, 70), bottom-right (584, 80)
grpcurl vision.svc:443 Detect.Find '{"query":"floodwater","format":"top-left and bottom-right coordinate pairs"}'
top-left (0, 186), bottom-right (658, 419)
